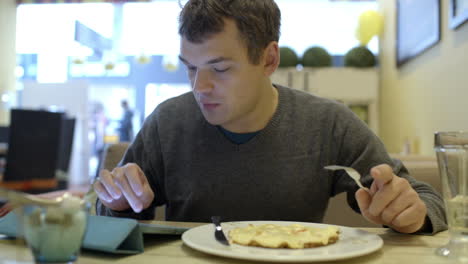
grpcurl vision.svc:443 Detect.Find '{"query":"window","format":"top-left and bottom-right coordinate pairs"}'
top-left (121, 1), bottom-right (181, 56)
top-left (145, 83), bottom-right (191, 118)
top-left (276, 0), bottom-right (379, 56)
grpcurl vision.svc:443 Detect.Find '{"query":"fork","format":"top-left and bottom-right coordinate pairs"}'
top-left (324, 165), bottom-right (370, 193)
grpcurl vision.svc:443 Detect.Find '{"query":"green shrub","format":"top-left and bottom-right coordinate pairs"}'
top-left (279, 47), bottom-right (299, 68)
top-left (301, 46), bottom-right (332, 67)
top-left (344, 46), bottom-right (376, 68)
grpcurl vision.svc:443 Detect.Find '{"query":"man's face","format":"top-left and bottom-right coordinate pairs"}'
top-left (179, 19), bottom-right (268, 132)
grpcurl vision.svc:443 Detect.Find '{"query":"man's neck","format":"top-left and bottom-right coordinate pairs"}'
top-left (223, 82), bottom-right (278, 133)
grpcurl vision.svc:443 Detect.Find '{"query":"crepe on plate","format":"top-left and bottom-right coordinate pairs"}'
top-left (228, 223), bottom-right (340, 249)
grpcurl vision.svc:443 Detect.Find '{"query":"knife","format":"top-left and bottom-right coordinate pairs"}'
top-left (211, 216), bottom-right (230, 246)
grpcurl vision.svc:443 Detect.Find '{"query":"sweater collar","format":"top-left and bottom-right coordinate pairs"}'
top-left (206, 84), bottom-right (287, 150)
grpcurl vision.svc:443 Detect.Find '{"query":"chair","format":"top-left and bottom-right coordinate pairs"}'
top-left (56, 117), bottom-right (75, 174)
top-left (0, 126), bottom-right (9, 167)
top-left (99, 142), bottom-right (130, 171)
top-left (83, 142), bottom-right (131, 215)
top-left (0, 109), bottom-right (64, 193)
top-left (55, 117), bottom-right (76, 190)
top-left (0, 126), bottom-right (9, 143)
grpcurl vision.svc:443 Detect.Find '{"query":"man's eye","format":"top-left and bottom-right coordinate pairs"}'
top-left (187, 66), bottom-right (197, 72)
top-left (214, 67), bottom-right (230, 73)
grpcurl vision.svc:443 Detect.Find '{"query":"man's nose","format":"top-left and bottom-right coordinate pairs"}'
top-left (192, 70), bottom-right (214, 93)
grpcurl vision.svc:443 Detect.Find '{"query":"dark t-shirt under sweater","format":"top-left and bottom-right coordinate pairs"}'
top-left (97, 85), bottom-right (447, 233)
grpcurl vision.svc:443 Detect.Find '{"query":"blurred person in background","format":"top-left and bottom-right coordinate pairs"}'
top-left (118, 100), bottom-right (134, 142)
top-left (91, 102), bottom-right (108, 156)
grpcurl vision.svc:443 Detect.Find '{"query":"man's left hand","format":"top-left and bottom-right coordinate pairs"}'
top-left (355, 164), bottom-right (427, 233)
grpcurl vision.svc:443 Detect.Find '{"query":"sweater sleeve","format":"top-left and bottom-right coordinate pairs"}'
top-left (96, 110), bottom-right (167, 220)
top-left (328, 103), bottom-right (447, 234)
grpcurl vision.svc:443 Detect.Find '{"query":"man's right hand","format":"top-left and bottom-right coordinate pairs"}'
top-left (93, 163), bottom-right (154, 213)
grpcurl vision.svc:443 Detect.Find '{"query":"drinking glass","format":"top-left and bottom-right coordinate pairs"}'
top-left (19, 196), bottom-right (88, 263)
top-left (434, 131), bottom-right (468, 261)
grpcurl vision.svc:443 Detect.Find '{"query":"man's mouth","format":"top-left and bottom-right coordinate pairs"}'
top-left (201, 103), bottom-right (220, 110)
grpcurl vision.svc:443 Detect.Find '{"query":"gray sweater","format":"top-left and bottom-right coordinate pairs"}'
top-left (97, 85), bottom-right (447, 233)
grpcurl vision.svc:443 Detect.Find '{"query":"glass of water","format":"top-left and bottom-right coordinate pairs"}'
top-left (434, 131), bottom-right (468, 260)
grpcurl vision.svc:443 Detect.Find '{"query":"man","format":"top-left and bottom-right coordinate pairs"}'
top-left (118, 100), bottom-right (133, 142)
top-left (95, 0), bottom-right (447, 234)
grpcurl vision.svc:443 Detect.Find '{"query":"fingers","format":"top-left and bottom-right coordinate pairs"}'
top-left (380, 189), bottom-right (414, 224)
top-left (369, 181), bottom-right (378, 196)
top-left (93, 179), bottom-right (113, 203)
top-left (390, 202), bottom-right (427, 233)
top-left (113, 166), bottom-right (143, 213)
top-left (93, 164), bottom-right (153, 213)
top-left (370, 164), bottom-right (394, 188)
top-left (122, 164), bottom-right (154, 212)
top-left (359, 164), bottom-right (428, 233)
top-left (368, 177), bottom-right (407, 217)
top-left (355, 188), bottom-right (383, 225)
top-left (100, 169), bottom-right (122, 199)
top-left (355, 188), bottom-right (371, 210)
top-left (122, 164), bottom-right (145, 196)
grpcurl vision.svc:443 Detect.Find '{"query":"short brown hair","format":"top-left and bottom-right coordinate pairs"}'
top-left (178, 0), bottom-right (281, 65)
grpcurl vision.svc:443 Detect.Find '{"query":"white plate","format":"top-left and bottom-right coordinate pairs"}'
top-left (182, 221), bottom-right (383, 263)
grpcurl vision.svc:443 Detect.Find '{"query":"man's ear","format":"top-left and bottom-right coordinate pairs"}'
top-left (262, 41), bottom-right (279, 76)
